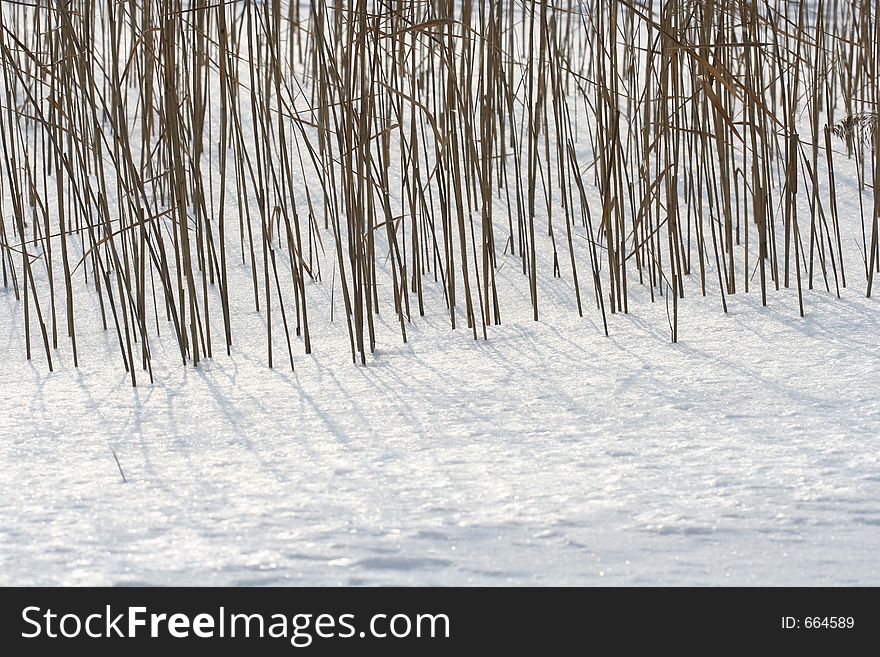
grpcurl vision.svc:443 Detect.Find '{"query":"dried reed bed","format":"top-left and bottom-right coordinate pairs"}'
top-left (0, 0), bottom-right (877, 382)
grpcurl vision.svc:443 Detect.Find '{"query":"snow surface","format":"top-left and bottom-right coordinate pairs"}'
top-left (2, 245), bottom-right (880, 585)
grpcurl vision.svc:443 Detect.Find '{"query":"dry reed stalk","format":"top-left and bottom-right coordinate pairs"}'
top-left (0, 0), bottom-right (873, 380)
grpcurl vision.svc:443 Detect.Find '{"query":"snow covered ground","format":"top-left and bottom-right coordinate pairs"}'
top-left (1, 0), bottom-right (879, 587)
top-left (2, 250), bottom-right (879, 585)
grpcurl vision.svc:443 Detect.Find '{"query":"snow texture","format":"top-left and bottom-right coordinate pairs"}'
top-left (2, 249), bottom-right (879, 586)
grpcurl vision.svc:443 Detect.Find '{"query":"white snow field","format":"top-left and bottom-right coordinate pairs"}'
top-left (2, 247), bottom-right (879, 585)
